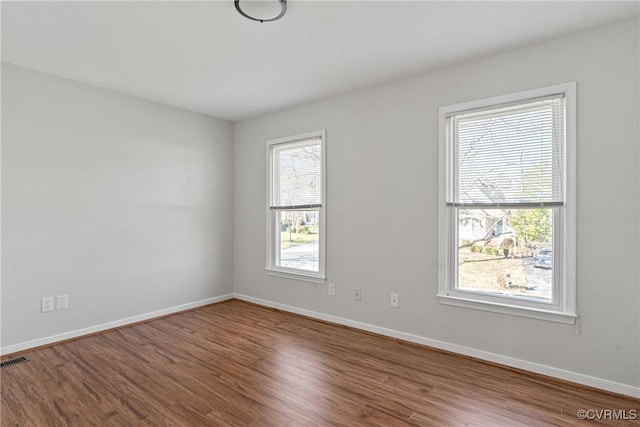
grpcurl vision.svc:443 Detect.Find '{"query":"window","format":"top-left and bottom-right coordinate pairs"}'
top-left (266, 130), bottom-right (326, 282)
top-left (438, 84), bottom-right (576, 323)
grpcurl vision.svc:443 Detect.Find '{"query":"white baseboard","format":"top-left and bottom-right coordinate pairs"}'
top-left (4, 292), bottom-right (637, 398)
top-left (0, 293), bottom-right (234, 356)
top-left (234, 293), bottom-right (640, 399)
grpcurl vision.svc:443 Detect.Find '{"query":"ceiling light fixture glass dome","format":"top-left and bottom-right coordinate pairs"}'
top-left (235, 0), bottom-right (287, 23)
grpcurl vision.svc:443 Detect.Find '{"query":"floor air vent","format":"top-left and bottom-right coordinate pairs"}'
top-left (1, 356), bottom-right (28, 368)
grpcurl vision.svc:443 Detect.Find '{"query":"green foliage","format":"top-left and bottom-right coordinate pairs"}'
top-left (492, 248), bottom-right (500, 256)
top-left (280, 231), bottom-right (317, 249)
top-left (484, 247), bottom-right (493, 255)
top-left (510, 209), bottom-right (552, 243)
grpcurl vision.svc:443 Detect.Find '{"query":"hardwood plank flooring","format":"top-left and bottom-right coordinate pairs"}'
top-left (1, 299), bottom-right (638, 426)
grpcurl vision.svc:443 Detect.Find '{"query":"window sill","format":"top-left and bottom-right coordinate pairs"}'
top-left (437, 294), bottom-right (577, 324)
top-left (265, 268), bottom-right (326, 284)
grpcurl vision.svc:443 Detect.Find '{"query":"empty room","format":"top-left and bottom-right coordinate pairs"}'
top-left (1, 1), bottom-right (639, 425)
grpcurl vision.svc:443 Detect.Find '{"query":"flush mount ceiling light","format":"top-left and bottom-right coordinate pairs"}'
top-left (235, 0), bottom-right (287, 23)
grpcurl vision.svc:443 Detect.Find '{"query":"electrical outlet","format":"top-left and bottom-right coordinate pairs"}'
top-left (328, 283), bottom-right (336, 296)
top-left (56, 295), bottom-right (69, 310)
top-left (41, 297), bottom-right (54, 313)
top-left (354, 288), bottom-right (362, 302)
top-left (390, 293), bottom-right (399, 308)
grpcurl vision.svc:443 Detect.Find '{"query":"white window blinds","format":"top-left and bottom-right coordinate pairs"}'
top-left (447, 95), bottom-right (565, 207)
top-left (271, 138), bottom-right (322, 209)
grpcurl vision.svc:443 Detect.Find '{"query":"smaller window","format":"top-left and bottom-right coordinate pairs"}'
top-left (266, 130), bottom-right (326, 282)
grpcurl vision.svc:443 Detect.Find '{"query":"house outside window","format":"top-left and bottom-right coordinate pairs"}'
top-left (438, 84), bottom-right (576, 323)
top-left (266, 130), bottom-right (326, 283)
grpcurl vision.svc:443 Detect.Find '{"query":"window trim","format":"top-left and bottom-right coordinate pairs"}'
top-left (437, 83), bottom-right (576, 324)
top-left (265, 130), bottom-right (326, 283)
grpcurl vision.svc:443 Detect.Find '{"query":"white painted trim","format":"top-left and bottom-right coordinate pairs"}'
top-left (265, 268), bottom-right (326, 284)
top-left (439, 82), bottom-right (577, 116)
top-left (437, 82), bottom-right (577, 321)
top-left (234, 293), bottom-right (639, 399)
top-left (266, 129), bottom-right (327, 280)
top-left (437, 294), bottom-right (576, 324)
top-left (267, 130), bottom-right (325, 147)
top-left (0, 294), bottom-right (234, 356)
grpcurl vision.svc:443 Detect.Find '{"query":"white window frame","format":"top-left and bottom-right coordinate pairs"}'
top-left (438, 83), bottom-right (577, 324)
top-left (266, 130), bottom-right (326, 283)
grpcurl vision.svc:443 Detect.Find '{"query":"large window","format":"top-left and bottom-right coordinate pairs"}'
top-left (266, 130), bottom-right (326, 282)
top-left (438, 84), bottom-right (576, 323)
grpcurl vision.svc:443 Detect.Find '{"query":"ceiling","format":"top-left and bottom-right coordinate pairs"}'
top-left (2, 1), bottom-right (638, 121)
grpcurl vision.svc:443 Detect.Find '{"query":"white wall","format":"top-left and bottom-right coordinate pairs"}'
top-left (1, 63), bottom-right (234, 350)
top-left (234, 18), bottom-right (639, 394)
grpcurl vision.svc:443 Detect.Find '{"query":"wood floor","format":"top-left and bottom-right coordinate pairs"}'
top-left (1, 300), bottom-right (638, 426)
